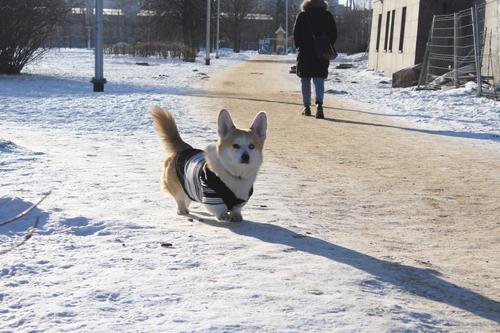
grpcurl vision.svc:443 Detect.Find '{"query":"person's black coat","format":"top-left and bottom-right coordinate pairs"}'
top-left (293, 6), bottom-right (337, 78)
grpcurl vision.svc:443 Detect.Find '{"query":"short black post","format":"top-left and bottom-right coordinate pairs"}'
top-left (92, 78), bottom-right (107, 92)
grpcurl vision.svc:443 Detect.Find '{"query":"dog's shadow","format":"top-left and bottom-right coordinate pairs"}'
top-left (188, 212), bottom-right (500, 323)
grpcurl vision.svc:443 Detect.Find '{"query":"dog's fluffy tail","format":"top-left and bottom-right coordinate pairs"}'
top-left (151, 106), bottom-right (192, 155)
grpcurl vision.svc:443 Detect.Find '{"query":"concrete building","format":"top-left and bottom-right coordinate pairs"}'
top-left (368, 0), bottom-right (499, 85)
top-left (484, 0), bottom-right (500, 85)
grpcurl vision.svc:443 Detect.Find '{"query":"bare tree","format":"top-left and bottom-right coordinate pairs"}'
top-left (0, 0), bottom-right (70, 74)
top-left (222, 0), bottom-right (255, 52)
top-left (143, 0), bottom-right (204, 59)
top-left (335, 7), bottom-right (372, 53)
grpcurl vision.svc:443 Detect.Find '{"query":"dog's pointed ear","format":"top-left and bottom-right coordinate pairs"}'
top-left (250, 111), bottom-right (267, 140)
top-left (218, 109), bottom-right (235, 138)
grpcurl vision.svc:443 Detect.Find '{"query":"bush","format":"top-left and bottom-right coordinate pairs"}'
top-left (0, 0), bottom-right (69, 74)
top-left (105, 42), bottom-right (197, 62)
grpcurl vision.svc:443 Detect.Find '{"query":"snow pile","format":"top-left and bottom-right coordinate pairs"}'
top-left (327, 53), bottom-right (500, 141)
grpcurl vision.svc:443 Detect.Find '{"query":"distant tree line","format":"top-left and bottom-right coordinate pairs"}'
top-left (0, 0), bottom-right (372, 74)
top-left (141, 0), bottom-right (257, 54)
top-left (138, 0), bottom-right (371, 54)
top-left (335, 8), bottom-right (372, 53)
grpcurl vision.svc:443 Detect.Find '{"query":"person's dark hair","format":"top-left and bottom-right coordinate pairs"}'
top-left (300, 0), bottom-right (328, 11)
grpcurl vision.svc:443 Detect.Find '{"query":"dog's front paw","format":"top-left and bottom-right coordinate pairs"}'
top-left (216, 213), bottom-right (230, 222)
top-left (228, 211), bottom-right (243, 222)
top-left (216, 213), bottom-right (241, 222)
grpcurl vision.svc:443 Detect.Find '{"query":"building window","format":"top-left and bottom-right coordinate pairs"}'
top-left (384, 10), bottom-right (390, 51)
top-left (376, 14), bottom-right (382, 51)
top-left (389, 9), bottom-right (396, 52)
top-left (399, 6), bottom-right (407, 52)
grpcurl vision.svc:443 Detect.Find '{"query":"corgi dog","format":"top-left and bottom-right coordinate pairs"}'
top-left (151, 106), bottom-right (267, 222)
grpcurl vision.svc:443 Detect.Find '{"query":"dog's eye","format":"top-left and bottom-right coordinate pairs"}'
top-left (248, 144), bottom-right (255, 150)
top-left (233, 144), bottom-right (240, 149)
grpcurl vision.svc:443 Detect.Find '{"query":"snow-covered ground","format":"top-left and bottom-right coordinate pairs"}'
top-left (1, 49), bottom-right (499, 332)
top-left (327, 53), bottom-right (500, 141)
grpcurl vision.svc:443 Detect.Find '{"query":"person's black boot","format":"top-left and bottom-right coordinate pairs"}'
top-left (302, 106), bottom-right (311, 116)
top-left (315, 104), bottom-right (324, 119)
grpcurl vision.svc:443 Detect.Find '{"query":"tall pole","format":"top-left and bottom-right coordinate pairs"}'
top-left (147, 2), bottom-right (151, 44)
top-left (285, 0), bottom-right (289, 54)
top-left (86, 0), bottom-right (92, 49)
top-left (472, 4), bottom-right (483, 96)
top-left (92, 0), bottom-right (106, 92)
top-left (215, 0), bottom-right (220, 59)
top-left (453, 13), bottom-right (459, 87)
top-left (205, 0), bottom-right (211, 65)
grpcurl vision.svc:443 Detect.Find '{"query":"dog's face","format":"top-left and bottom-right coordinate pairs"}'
top-left (216, 109), bottom-right (267, 178)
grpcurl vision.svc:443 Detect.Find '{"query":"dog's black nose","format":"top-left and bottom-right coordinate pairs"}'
top-left (241, 153), bottom-right (250, 163)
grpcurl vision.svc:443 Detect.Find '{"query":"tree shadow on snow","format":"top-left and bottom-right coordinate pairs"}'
top-left (323, 117), bottom-right (500, 142)
top-left (3, 74), bottom-right (497, 142)
top-left (0, 197), bottom-right (105, 238)
top-left (0, 73), bottom-right (198, 98)
top-left (194, 216), bottom-right (500, 324)
top-left (60, 216), bottom-right (106, 237)
top-left (173, 92), bottom-right (500, 143)
top-left (247, 58), bottom-right (297, 64)
top-left (0, 197), bottom-right (50, 236)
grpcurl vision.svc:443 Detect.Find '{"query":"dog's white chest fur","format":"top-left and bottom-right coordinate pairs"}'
top-left (205, 144), bottom-right (257, 201)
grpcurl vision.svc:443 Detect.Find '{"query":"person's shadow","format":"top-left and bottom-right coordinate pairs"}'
top-left (191, 214), bottom-right (500, 324)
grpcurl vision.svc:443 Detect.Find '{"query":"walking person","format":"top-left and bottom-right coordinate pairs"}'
top-left (293, 0), bottom-right (337, 119)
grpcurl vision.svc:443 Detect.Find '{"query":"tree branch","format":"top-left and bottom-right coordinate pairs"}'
top-left (0, 190), bottom-right (52, 227)
top-left (0, 217), bottom-right (40, 255)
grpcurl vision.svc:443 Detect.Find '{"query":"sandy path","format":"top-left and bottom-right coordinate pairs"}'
top-left (191, 56), bottom-right (500, 328)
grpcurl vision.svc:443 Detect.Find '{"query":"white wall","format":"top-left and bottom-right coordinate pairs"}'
top-left (494, 0), bottom-right (499, 85)
top-left (479, 0), bottom-right (499, 85)
top-left (368, 0), bottom-right (420, 75)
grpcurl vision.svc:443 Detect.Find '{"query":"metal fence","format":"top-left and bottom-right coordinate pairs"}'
top-left (417, 3), bottom-right (496, 98)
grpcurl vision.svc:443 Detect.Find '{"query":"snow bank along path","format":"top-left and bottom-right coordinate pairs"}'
top-left (0, 49), bottom-right (499, 332)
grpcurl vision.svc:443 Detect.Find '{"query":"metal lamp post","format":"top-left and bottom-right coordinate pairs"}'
top-left (92, 0), bottom-right (106, 92)
top-left (205, 0), bottom-right (211, 65)
top-left (86, 0), bottom-right (92, 49)
top-left (285, 0), bottom-right (289, 54)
